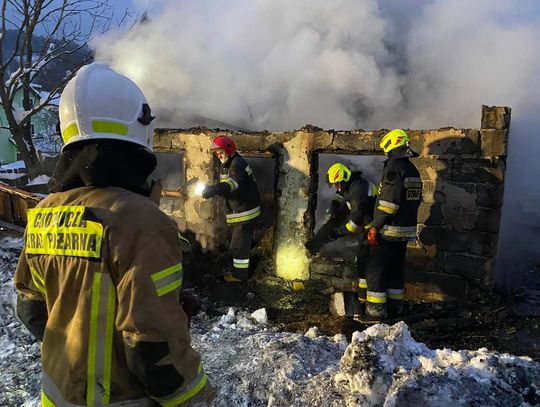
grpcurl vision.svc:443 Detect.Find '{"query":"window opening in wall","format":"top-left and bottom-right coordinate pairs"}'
top-left (315, 153), bottom-right (386, 260)
top-left (151, 151), bottom-right (186, 193)
top-left (245, 156), bottom-right (277, 249)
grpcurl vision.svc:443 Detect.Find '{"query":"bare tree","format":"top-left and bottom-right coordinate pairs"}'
top-left (0, 0), bottom-right (121, 178)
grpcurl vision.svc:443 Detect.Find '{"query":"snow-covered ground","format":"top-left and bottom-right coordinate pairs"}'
top-left (2, 234), bottom-right (540, 407)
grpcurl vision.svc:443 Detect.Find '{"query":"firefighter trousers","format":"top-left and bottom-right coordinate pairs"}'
top-left (363, 239), bottom-right (408, 306)
top-left (356, 240), bottom-right (370, 304)
top-left (228, 221), bottom-right (255, 280)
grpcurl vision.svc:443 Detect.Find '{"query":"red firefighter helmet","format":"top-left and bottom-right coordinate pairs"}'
top-left (210, 135), bottom-right (237, 155)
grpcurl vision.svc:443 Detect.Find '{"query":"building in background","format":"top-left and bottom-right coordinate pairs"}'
top-left (0, 84), bottom-right (60, 185)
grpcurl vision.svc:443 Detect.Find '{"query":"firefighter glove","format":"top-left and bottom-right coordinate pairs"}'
top-left (202, 185), bottom-right (219, 199)
top-left (367, 226), bottom-right (378, 246)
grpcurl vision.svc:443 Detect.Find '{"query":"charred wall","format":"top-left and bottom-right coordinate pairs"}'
top-left (154, 105), bottom-right (510, 300)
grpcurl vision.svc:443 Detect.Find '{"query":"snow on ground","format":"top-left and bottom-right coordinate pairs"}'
top-left (26, 175), bottom-right (50, 186)
top-left (2, 235), bottom-right (540, 407)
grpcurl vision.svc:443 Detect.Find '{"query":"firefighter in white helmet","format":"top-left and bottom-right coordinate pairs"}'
top-left (14, 63), bottom-right (215, 406)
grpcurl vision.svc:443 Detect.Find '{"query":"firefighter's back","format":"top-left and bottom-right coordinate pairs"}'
top-left (26, 186), bottom-right (181, 405)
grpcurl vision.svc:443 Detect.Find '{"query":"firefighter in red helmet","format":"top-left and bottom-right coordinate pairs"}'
top-left (202, 135), bottom-right (261, 282)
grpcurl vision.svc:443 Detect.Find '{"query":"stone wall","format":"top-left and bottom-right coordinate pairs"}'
top-left (154, 105), bottom-right (510, 300)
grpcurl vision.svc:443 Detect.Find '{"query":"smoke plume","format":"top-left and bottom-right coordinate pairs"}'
top-left (94, 0), bottom-right (540, 281)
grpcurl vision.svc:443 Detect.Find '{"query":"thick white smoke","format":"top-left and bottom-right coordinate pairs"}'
top-left (95, 0), bottom-right (540, 282)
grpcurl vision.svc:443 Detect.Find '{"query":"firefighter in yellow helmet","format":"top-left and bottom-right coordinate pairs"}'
top-left (305, 162), bottom-right (378, 319)
top-left (14, 63), bottom-right (215, 406)
top-left (361, 129), bottom-right (422, 323)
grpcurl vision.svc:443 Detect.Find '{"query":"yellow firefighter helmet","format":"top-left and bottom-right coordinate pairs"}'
top-left (380, 129), bottom-right (409, 154)
top-left (327, 163), bottom-right (351, 184)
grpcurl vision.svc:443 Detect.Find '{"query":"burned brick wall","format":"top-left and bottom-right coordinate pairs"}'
top-left (154, 105), bottom-right (510, 300)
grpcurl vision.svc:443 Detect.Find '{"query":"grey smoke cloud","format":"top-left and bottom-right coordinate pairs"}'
top-left (93, 0), bottom-right (540, 274)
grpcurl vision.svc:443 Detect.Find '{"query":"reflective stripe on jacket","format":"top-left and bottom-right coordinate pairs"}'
top-left (334, 172), bottom-right (377, 237)
top-left (217, 153), bottom-right (261, 224)
top-left (15, 186), bottom-right (210, 406)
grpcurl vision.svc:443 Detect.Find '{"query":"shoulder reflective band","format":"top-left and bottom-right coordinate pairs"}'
top-left (151, 263), bottom-right (183, 296)
top-left (226, 206), bottom-right (261, 224)
top-left (345, 220), bottom-right (360, 233)
top-left (220, 177), bottom-right (239, 192)
top-left (62, 121), bottom-right (129, 142)
top-left (377, 200), bottom-right (399, 215)
top-left (367, 291), bottom-right (387, 304)
top-left (87, 272), bottom-right (116, 405)
top-left (387, 288), bottom-right (404, 300)
top-left (26, 206), bottom-right (103, 258)
top-left (157, 363), bottom-right (208, 407)
top-left (233, 258), bottom-right (250, 269)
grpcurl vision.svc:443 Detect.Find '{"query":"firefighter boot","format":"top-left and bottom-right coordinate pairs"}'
top-left (354, 282), bottom-right (367, 322)
top-left (361, 302), bottom-right (387, 324)
top-left (223, 267), bottom-right (248, 283)
top-left (387, 299), bottom-right (404, 318)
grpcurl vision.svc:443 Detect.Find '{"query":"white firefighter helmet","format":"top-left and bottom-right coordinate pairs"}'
top-left (59, 63), bottom-right (155, 151)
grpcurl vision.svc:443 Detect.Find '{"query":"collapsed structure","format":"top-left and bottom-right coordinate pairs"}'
top-left (154, 105), bottom-right (510, 300)
top-left (0, 105), bottom-right (510, 301)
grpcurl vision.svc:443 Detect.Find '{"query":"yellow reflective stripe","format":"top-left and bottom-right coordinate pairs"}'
top-left (378, 200), bottom-right (399, 215)
top-left (387, 288), bottom-right (404, 300)
top-left (42, 391), bottom-right (55, 407)
top-left (370, 183), bottom-right (379, 196)
top-left (345, 220), bottom-right (359, 233)
top-left (226, 206), bottom-right (261, 224)
top-left (87, 273), bottom-right (102, 406)
top-left (367, 291), bottom-right (386, 304)
top-left (102, 284), bottom-right (116, 405)
top-left (152, 263), bottom-right (183, 297)
top-left (358, 279), bottom-right (367, 289)
top-left (377, 205), bottom-right (396, 215)
top-left (160, 364), bottom-right (208, 407)
top-left (157, 279), bottom-right (183, 297)
top-left (29, 266), bottom-right (46, 297)
top-left (87, 273), bottom-right (116, 405)
top-left (26, 206), bottom-right (103, 258)
top-left (233, 258), bottom-right (250, 269)
top-left (151, 263), bottom-right (182, 282)
top-left (220, 177), bottom-right (239, 192)
top-left (92, 120), bottom-right (128, 136)
top-left (62, 122), bottom-right (79, 142)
